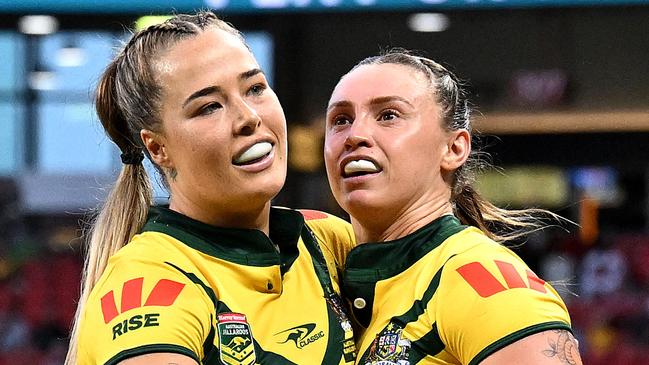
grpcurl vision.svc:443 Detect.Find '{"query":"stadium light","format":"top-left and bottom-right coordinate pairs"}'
top-left (57, 37), bottom-right (86, 67)
top-left (18, 15), bottom-right (59, 35)
top-left (29, 62), bottom-right (56, 91)
top-left (408, 13), bottom-right (450, 32)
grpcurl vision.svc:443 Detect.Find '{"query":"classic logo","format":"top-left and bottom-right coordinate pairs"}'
top-left (457, 260), bottom-right (547, 298)
top-left (275, 323), bottom-right (325, 349)
top-left (100, 277), bottom-right (185, 340)
top-left (218, 313), bottom-right (256, 365)
top-left (365, 322), bottom-right (411, 365)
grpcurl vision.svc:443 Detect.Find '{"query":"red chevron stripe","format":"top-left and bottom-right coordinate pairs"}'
top-left (526, 270), bottom-right (547, 293)
top-left (120, 277), bottom-right (143, 313)
top-left (101, 290), bottom-right (119, 324)
top-left (299, 210), bottom-right (328, 220)
top-left (101, 277), bottom-right (185, 324)
top-left (495, 260), bottom-right (527, 289)
top-left (144, 279), bottom-right (185, 307)
top-left (457, 262), bottom-right (506, 298)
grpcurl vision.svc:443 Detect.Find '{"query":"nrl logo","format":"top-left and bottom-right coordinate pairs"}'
top-left (275, 323), bottom-right (325, 349)
top-left (217, 313), bottom-right (256, 365)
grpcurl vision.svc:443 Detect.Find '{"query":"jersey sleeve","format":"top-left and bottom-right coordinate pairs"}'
top-left (77, 248), bottom-right (214, 365)
top-left (300, 209), bottom-right (356, 293)
top-left (434, 240), bottom-right (572, 365)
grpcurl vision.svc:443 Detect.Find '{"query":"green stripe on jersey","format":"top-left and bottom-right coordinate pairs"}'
top-left (358, 254), bottom-right (459, 363)
top-left (165, 262), bottom-right (297, 365)
top-left (469, 322), bottom-right (574, 365)
top-left (105, 344), bottom-right (200, 365)
top-left (410, 323), bottom-right (445, 362)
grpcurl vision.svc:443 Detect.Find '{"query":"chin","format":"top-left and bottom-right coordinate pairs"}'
top-left (338, 190), bottom-right (384, 218)
top-left (250, 173), bottom-right (286, 201)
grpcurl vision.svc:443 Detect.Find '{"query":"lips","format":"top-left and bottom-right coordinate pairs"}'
top-left (233, 141), bottom-right (273, 166)
top-left (341, 156), bottom-right (382, 178)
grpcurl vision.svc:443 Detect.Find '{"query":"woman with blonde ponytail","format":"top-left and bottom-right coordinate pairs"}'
top-left (67, 11), bottom-right (357, 365)
top-left (324, 50), bottom-right (582, 365)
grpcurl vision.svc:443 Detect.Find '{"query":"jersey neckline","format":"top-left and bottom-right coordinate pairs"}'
top-left (344, 215), bottom-right (467, 282)
top-left (141, 205), bottom-right (302, 268)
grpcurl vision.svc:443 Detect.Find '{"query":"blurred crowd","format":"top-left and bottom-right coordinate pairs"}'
top-left (516, 229), bottom-right (649, 364)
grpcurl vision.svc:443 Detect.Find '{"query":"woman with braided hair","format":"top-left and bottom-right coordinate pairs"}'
top-left (67, 11), bottom-right (357, 365)
top-left (324, 50), bottom-right (583, 365)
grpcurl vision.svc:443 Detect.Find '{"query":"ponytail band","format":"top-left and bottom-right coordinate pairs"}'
top-left (120, 151), bottom-right (145, 165)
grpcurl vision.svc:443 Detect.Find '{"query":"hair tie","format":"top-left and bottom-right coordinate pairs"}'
top-left (120, 151), bottom-right (145, 165)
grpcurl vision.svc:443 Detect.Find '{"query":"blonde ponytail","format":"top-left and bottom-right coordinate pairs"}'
top-left (65, 164), bottom-right (152, 365)
top-left (453, 184), bottom-right (563, 243)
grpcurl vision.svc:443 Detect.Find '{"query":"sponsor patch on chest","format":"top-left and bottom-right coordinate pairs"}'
top-left (218, 313), bottom-right (256, 365)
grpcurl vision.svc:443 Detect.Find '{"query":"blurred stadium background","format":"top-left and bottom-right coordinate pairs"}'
top-left (0, 0), bottom-right (648, 364)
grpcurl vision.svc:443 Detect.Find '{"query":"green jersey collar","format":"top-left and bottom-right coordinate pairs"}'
top-left (342, 215), bottom-right (466, 327)
top-left (344, 215), bottom-right (466, 282)
top-left (142, 205), bottom-right (302, 268)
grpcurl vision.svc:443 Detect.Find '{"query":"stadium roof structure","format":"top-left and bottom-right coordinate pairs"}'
top-left (1, 0), bottom-right (648, 14)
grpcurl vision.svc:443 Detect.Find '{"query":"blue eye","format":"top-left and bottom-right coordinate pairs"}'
top-left (380, 110), bottom-right (399, 121)
top-left (199, 102), bottom-right (222, 115)
top-left (249, 83), bottom-right (266, 96)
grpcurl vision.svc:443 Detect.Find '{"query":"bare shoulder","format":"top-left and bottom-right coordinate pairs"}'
top-left (118, 352), bottom-right (199, 365)
top-left (480, 329), bottom-right (583, 365)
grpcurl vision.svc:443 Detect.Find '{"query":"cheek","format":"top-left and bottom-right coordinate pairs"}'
top-left (382, 134), bottom-right (438, 180)
top-left (323, 139), bottom-right (342, 182)
top-left (260, 96), bottom-right (285, 123)
top-left (262, 109), bottom-right (287, 141)
top-left (323, 136), bottom-right (341, 165)
top-left (185, 132), bottom-right (229, 164)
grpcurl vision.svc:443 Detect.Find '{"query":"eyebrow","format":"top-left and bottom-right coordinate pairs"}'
top-left (327, 100), bottom-right (352, 112)
top-left (369, 96), bottom-right (415, 108)
top-left (239, 68), bottom-right (263, 81)
top-left (327, 95), bottom-right (414, 112)
top-left (182, 68), bottom-right (265, 108)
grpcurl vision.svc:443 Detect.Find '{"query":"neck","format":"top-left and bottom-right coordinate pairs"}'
top-left (351, 191), bottom-right (454, 243)
top-left (169, 193), bottom-right (272, 235)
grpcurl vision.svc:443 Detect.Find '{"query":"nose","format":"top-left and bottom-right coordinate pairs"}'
top-left (233, 98), bottom-right (261, 136)
top-left (344, 118), bottom-right (373, 150)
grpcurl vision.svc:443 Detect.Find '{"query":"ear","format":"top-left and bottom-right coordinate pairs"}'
top-left (140, 129), bottom-right (173, 169)
top-left (441, 129), bottom-right (471, 172)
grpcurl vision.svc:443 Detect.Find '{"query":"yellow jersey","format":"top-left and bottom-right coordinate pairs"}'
top-left (343, 215), bottom-right (571, 365)
top-left (78, 206), bottom-right (357, 365)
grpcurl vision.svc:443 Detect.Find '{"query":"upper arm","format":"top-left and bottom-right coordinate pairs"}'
top-left (480, 329), bottom-right (583, 365)
top-left (118, 352), bottom-right (199, 365)
top-left (435, 240), bottom-right (574, 364)
top-left (77, 254), bottom-right (213, 364)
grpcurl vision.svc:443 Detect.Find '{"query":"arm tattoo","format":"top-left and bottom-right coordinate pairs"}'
top-left (542, 330), bottom-right (580, 365)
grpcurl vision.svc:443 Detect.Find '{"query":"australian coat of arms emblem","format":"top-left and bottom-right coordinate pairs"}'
top-left (365, 322), bottom-right (411, 365)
